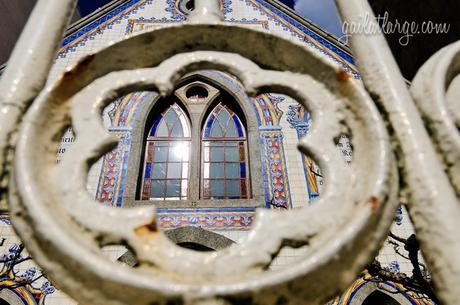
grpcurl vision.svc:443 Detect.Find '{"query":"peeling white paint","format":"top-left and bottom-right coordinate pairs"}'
top-left (2, 0), bottom-right (447, 304)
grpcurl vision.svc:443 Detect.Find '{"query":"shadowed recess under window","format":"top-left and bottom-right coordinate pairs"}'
top-left (362, 291), bottom-right (401, 305)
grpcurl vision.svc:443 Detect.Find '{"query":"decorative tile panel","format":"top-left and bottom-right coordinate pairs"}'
top-left (286, 104), bottom-right (321, 201)
top-left (158, 208), bottom-right (255, 230)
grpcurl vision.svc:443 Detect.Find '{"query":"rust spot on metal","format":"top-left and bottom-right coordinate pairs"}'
top-left (369, 196), bottom-right (379, 213)
top-left (134, 219), bottom-right (158, 237)
top-left (47, 277), bottom-right (61, 290)
top-left (336, 68), bottom-right (351, 82)
top-left (62, 54), bottom-right (95, 81)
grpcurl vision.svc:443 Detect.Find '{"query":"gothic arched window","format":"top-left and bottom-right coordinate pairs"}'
top-left (140, 103), bottom-right (191, 200)
top-left (125, 77), bottom-right (264, 208)
top-left (202, 103), bottom-right (249, 199)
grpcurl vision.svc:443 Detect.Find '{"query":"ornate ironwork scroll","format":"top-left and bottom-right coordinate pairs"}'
top-left (7, 0), bottom-right (460, 304)
top-left (336, 1), bottom-right (460, 304)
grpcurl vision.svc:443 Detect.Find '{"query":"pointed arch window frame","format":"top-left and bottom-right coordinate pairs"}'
top-left (123, 74), bottom-right (266, 209)
top-left (140, 103), bottom-right (192, 201)
top-left (201, 102), bottom-right (250, 200)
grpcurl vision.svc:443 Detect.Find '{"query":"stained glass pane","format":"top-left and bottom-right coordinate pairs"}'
top-left (203, 179), bottom-right (210, 197)
top-left (210, 163), bottom-right (224, 178)
top-left (153, 145), bottom-right (168, 162)
top-left (152, 104), bottom-right (190, 138)
top-left (156, 120), bottom-right (168, 137)
top-left (217, 108), bottom-right (230, 126)
top-left (182, 163), bottom-right (189, 179)
top-left (226, 180), bottom-right (241, 197)
top-left (211, 180), bottom-right (224, 197)
top-left (146, 142), bottom-right (154, 162)
top-left (203, 163), bottom-right (210, 179)
top-left (233, 116), bottom-right (244, 137)
top-left (239, 144), bottom-right (245, 161)
top-left (164, 109), bottom-right (179, 128)
top-left (226, 163), bottom-right (239, 178)
top-left (171, 142), bottom-right (189, 161)
top-left (144, 163), bottom-right (151, 179)
top-left (210, 123), bottom-right (223, 137)
top-left (151, 180), bottom-right (165, 198)
top-left (241, 180), bottom-right (247, 197)
top-left (226, 119), bottom-right (238, 137)
top-left (171, 122), bottom-right (184, 137)
top-left (204, 115), bottom-right (214, 138)
top-left (181, 180), bottom-right (188, 197)
top-left (211, 147), bottom-right (224, 162)
top-left (143, 103), bottom-right (190, 200)
top-left (142, 181), bottom-right (151, 200)
top-left (203, 145), bottom-right (210, 162)
top-left (182, 144), bottom-right (190, 161)
top-left (178, 112), bottom-right (191, 137)
top-left (152, 163), bottom-right (166, 179)
top-left (240, 163), bottom-right (246, 178)
top-left (169, 146), bottom-right (182, 162)
top-left (166, 180), bottom-right (181, 197)
top-left (149, 116), bottom-right (162, 136)
top-left (226, 146), bottom-right (238, 162)
top-left (201, 102), bottom-right (248, 200)
top-left (168, 163), bottom-right (181, 178)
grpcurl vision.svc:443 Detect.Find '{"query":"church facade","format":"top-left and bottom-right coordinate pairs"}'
top-left (0, 1), bottom-right (435, 304)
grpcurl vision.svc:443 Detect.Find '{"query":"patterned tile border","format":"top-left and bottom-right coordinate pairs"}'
top-left (286, 104), bottom-right (320, 201)
top-left (157, 207), bottom-right (256, 230)
top-left (55, 0), bottom-right (359, 80)
top-left (243, 0), bottom-right (359, 78)
top-left (58, 0), bottom-right (153, 58)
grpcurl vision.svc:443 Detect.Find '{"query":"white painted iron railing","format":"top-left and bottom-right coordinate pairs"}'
top-left (0, 0), bottom-right (457, 305)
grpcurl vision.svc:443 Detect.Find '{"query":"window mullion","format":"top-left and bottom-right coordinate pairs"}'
top-left (189, 113), bottom-right (201, 202)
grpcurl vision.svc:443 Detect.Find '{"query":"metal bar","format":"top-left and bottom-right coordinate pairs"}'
top-left (187, 0), bottom-right (223, 23)
top-left (335, 0), bottom-right (460, 304)
top-left (0, 0), bottom-right (76, 205)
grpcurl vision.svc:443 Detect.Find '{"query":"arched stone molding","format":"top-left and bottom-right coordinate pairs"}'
top-left (117, 226), bottom-right (235, 266)
top-left (164, 226), bottom-right (235, 250)
top-left (122, 71), bottom-right (265, 208)
top-left (348, 281), bottom-right (415, 305)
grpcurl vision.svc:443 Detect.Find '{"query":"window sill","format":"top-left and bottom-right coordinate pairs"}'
top-left (122, 198), bottom-right (265, 209)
